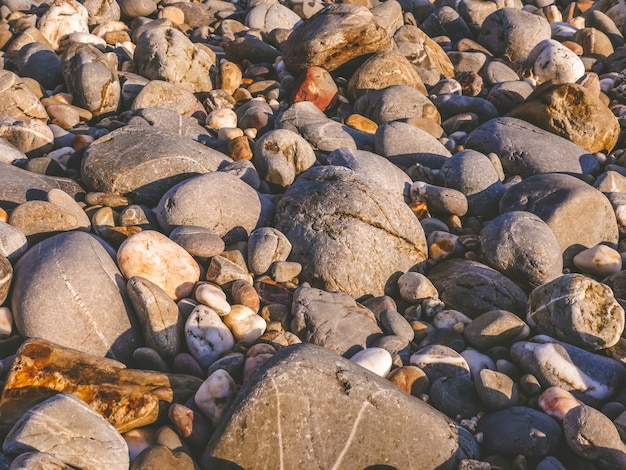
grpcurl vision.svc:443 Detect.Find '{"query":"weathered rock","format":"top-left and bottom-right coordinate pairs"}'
top-left (527, 274), bottom-right (624, 350)
top-left (11, 232), bottom-right (141, 362)
top-left (8, 200), bottom-right (83, 244)
top-left (130, 445), bottom-right (196, 470)
top-left (8, 452), bottom-right (73, 470)
top-left (0, 339), bottom-right (201, 437)
top-left (475, 368), bottom-right (519, 410)
top-left (131, 81), bottom-right (205, 119)
top-left (527, 39), bottom-right (585, 85)
top-left (81, 126), bottom-right (231, 205)
top-left (275, 166), bottom-right (427, 297)
top-left (0, 221), bottom-right (27, 262)
top-left (290, 286), bottom-right (382, 357)
top-left (245, 3), bottom-right (301, 33)
top-left (464, 310), bottom-right (529, 350)
top-left (0, 70), bottom-right (48, 122)
top-left (281, 4), bottom-right (392, 72)
top-left (202, 343), bottom-right (479, 469)
top-left (185, 304), bottom-right (235, 369)
top-left (169, 226), bottom-right (224, 259)
top-left (290, 66), bottom-right (338, 112)
top-left (37, 0), bottom-right (89, 51)
top-left (0, 117), bottom-right (54, 158)
top-left (353, 85), bottom-right (438, 125)
top-left (428, 259), bottom-right (528, 318)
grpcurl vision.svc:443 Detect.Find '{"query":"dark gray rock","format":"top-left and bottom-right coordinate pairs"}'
top-left (487, 80), bottom-right (534, 114)
top-left (11, 231), bottom-right (141, 363)
top-left (15, 42), bottom-right (63, 91)
top-left (465, 117), bottom-right (600, 178)
top-left (202, 343), bottom-right (479, 469)
top-left (499, 173), bottom-right (618, 260)
top-left (130, 445), bottom-right (196, 470)
top-left (476, 406), bottom-right (562, 458)
top-left (247, 227), bottom-right (291, 276)
top-left (379, 309), bottom-right (414, 342)
top-left (480, 211), bottom-right (563, 288)
top-left (463, 310), bottom-right (529, 350)
top-left (439, 149), bottom-right (504, 218)
top-left (420, 6), bottom-right (473, 45)
top-left (527, 274), bottom-right (624, 351)
top-left (81, 126), bottom-right (232, 205)
top-left (353, 85), bottom-right (437, 124)
top-left (475, 369), bottom-right (519, 410)
top-left (430, 376), bottom-right (483, 419)
top-left (168, 226), bottom-right (225, 259)
top-left (430, 94), bottom-right (498, 122)
top-left (275, 166), bottom-right (428, 297)
top-left (236, 99), bottom-right (275, 137)
top-left (428, 259), bottom-right (528, 318)
top-left (290, 286), bottom-right (382, 357)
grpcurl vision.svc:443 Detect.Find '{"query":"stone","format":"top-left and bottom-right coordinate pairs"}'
top-left (0, 70), bottom-right (48, 122)
top-left (281, 4), bottom-right (392, 73)
top-left (119, 0), bottom-right (155, 17)
top-left (476, 406), bottom-right (562, 458)
top-left (2, 394), bottom-right (129, 470)
top-left (499, 173), bottom-right (619, 259)
top-left (430, 94), bottom-right (498, 123)
top-left (379, 309), bottom-right (414, 342)
top-left (11, 232), bottom-right (141, 362)
top-left (527, 274), bottom-right (624, 351)
top-left (0, 339), bottom-right (201, 437)
top-left (8, 200), bottom-right (82, 244)
top-left (132, 81), bottom-right (205, 119)
top-left (480, 211), bottom-right (563, 288)
top-left (349, 347), bottom-right (392, 376)
top-left (245, 3), bottom-right (301, 33)
top-left (236, 99), bottom-right (275, 136)
top-left (15, 42), bottom-right (63, 91)
top-left (169, 226), bottom-right (225, 259)
top-left (82, 126), bottom-right (231, 205)
top-left (38, 0), bottom-right (89, 51)
top-left (134, 25), bottom-right (214, 93)
top-left (0, 117), bottom-right (54, 159)
top-left (428, 259), bottom-right (528, 318)
top-left (410, 344), bottom-right (471, 382)
top-left (194, 283), bottom-right (230, 316)
top-left (353, 85), bottom-right (438, 125)
top-left (475, 369), bottom-right (519, 410)
top-left (205, 256), bottom-right (251, 286)
top-left (61, 43), bottom-right (119, 117)
top-left (348, 50), bottom-right (426, 101)
top-left (463, 310), bottom-right (529, 350)
top-left (130, 445), bottom-right (196, 470)
top-left (223, 35), bottom-right (280, 65)
top-left (8, 452), bottom-right (73, 469)
top-left (291, 286), bottom-right (382, 357)
top-left (194, 369), bottom-right (237, 427)
top-left (387, 365), bottom-right (429, 396)
top-left (117, 230), bottom-right (200, 301)
top-left (527, 39), bottom-right (585, 85)
top-left (127, 276), bottom-right (184, 358)
top-left (0, 257), bottom-right (11, 305)
top-left (185, 304), bottom-right (235, 368)
top-left (538, 387), bottom-right (582, 422)
top-left (420, 6), bottom-right (472, 45)
top-left (464, 117), bottom-right (600, 178)
top-left (275, 166), bottom-right (427, 297)
top-left (82, 0), bottom-right (120, 25)
top-left (487, 80), bottom-right (534, 115)
top-left (430, 376), bottom-right (483, 419)
top-left (438, 149), bottom-right (504, 218)
top-left (222, 305), bottom-right (266, 343)
top-left (247, 227), bottom-right (292, 276)
top-left (252, 129), bottom-right (316, 187)
top-left (411, 182), bottom-right (468, 217)
top-left (202, 343), bottom-right (479, 469)
top-left (478, 8), bottom-right (551, 60)
top-left (230, 281), bottom-right (260, 313)
top-left (218, 61), bottom-right (242, 95)
top-left (573, 244), bottom-right (622, 277)
top-left (508, 82), bottom-right (620, 153)
top-left (290, 66), bottom-right (338, 112)
top-left (0, 138), bottom-right (26, 165)
top-left (510, 337), bottom-right (626, 405)
top-left (397, 272), bottom-right (438, 302)
top-left (393, 24), bottom-right (455, 87)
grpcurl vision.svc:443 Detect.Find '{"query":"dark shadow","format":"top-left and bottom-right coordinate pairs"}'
top-left (201, 458), bottom-right (245, 469)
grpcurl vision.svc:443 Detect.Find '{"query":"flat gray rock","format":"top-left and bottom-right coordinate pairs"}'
top-left (202, 343), bottom-right (479, 469)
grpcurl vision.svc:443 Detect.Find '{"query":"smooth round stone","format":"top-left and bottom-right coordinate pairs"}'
top-left (0, 137), bottom-right (26, 165)
top-left (37, 0), bottom-right (89, 51)
top-left (2, 394), bottom-right (129, 469)
top-left (252, 129), bottom-right (316, 187)
top-left (574, 27), bottom-right (614, 57)
top-left (206, 108), bottom-right (237, 130)
top-left (130, 444), bottom-right (196, 470)
top-left (9, 199), bottom-right (85, 243)
top-left (478, 8), bottom-right (550, 60)
top-left (8, 452), bottom-right (73, 469)
top-left (0, 117), bottom-right (54, 159)
top-left (412, 182), bottom-right (468, 217)
top-left (463, 310), bottom-right (529, 350)
top-left (117, 230), bottom-right (200, 301)
top-left (0, 221), bottom-right (27, 262)
top-left (269, 261), bottom-right (302, 283)
top-left (15, 42), bottom-right (63, 91)
top-left (231, 280), bottom-right (260, 313)
top-left (0, 256), bottom-right (11, 306)
top-left (82, 126), bottom-right (232, 206)
top-left (206, 256), bottom-right (251, 286)
top-left (538, 387), bottom-right (582, 422)
top-left (236, 99), bottom-right (275, 136)
top-left (222, 305), bottom-right (266, 343)
top-left (354, 85), bottom-right (437, 125)
top-left (430, 376), bottom-right (483, 419)
top-left (573, 244), bottom-right (622, 277)
top-left (379, 309), bottom-right (414, 343)
top-left (127, 276), bottom-right (183, 358)
top-left (0, 70), bottom-right (48, 122)
top-left (135, 25), bottom-right (214, 93)
top-left (290, 66), bottom-right (338, 112)
top-left (433, 310), bottom-right (472, 331)
top-left (218, 61), bottom-right (242, 95)
top-left (386, 365), bottom-right (430, 396)
top-left (12, 231), bottom-right (140, 362)
top-left (475, 368), bottom-right (519, 410)
top-left (195, 283), bottom-right (230, 316)
top-left (247, 227), bottom-right (291, 276)
top-left (430, 95), bottom-right (497, 124)
top-left (169, 226), bottom-right (224, 259)
top-left (527, 273), bottom-right (624, 351)
top-left (480, 211), bottom-right (563, 288)
top-left (275, 166), bottom-right (427, 297)
top-left (185, 304), bottom-right (235, 368)
top-left (119, 0), bottom-right (155, 17)
top-left (499, 173), bottom-right (619, 260)
top-left (476, 406), bottom-right (562, 458)
top-left (0, 306), bottom-right (13, 339)
top-left (167, 402), bottom-right (212, 450)
top-left (195, 369), bottom-right (237, 427)
top-left (410, 344), bottom-right (470, 382)
top-left (487, 80), bottom-right (534, 115)
top-left (428, 259), bottom-right (528, 318)
top-left (219, 160), bottom-right (260, 189)
top-left (349, 347), bottom-right (393, 376)
top-left (132, 347), bottom-right (170, 373)
top-left (527, 39), bottom-right (585, 85)
top-left (438, 149), bottom-right (504, 218)
top-left (397, 272), bottom-right (438, 302)
top-left (245, 3), bottom-right (301, 33)
top-left (132, 81), bottom-right (205, 119)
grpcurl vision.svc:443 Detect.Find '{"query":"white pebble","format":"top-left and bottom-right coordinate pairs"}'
top-left (573, 245), bottom-right (622, 277)
top-left (461, 348), bottom-right (495, 381)
top-left (185, 304), bottom-right (235, 368)
top-left (397, 272), bottom-right (438, 302)
top-left (0, 307), bottom-right (13, 339)
top-left (194, 369), bottom-right (237, 426)
top-left (432, 309), bottom-right (472, 330)
top-left (222, 305), bottom-right (266, 343)
top-left (195, 283), bottom-right (231, 316)
top-left (350, 347), bottom-right (392, 377)
top-left (206, 108), bottom-right (237, 130)
top-left (217, 127), bottom-right (244, 140)
top-left (528, 39), bottom-right (585, 85)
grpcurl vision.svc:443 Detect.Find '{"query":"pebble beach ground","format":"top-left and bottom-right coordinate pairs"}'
top-left (1, 0), bottom-right (626, 468)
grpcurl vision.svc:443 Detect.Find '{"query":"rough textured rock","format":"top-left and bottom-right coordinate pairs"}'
top-left (464, 117), bottom-right (600, 178)
top-left (11, 231), bottom-right (141, 363)
top-left (0, 70), bottom-right (48, 122)
top-left (81, 126), bottom-right (231, 205)
top-left (275, 166), bottom-right (427, 297)
top-left (527, 274), bottom-right (625, 351)
top-left (281, 4), bottom-right (392, 72)
top-left (202, 343), bottom-right (479, 469)
top-left (527, 39), bottom-right (585, 85)
top-left (131, 81), bottom-right (206, 119)
top-left (0, 117), bottom-right (54, 158)
top-left (428, 259), bottom-right (528, 318)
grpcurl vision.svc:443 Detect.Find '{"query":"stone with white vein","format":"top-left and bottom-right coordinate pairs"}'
top-left (185, 304), bottom-right (235, 369)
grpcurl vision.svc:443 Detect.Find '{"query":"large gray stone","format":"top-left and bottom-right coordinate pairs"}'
top-left (290, 286), bottom-right (382, 357)
top-left (15, 42), bottom-right (63, 91)
top-left (11, 231), bottom-right (141, 363)
top-left (428, 259), bottom-right (528, 318)
top-left (81, 126), bottom-right (232, 205)
top-left (464, 117), bottom-right (600, 178)
top-left (275, 165), bottom-right (428, 297)
top-left (353, 85), bottom-right (437, 124)
top-left (202, 343), bottom-right (479, 469)
top-left (2, 394), bottom-right (129, 470)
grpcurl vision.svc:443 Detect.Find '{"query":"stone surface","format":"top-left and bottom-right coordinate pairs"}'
top-left (185, 304), bottom-right (235, 369)
top-left (0, 70), bottom-right (48, 122)
top-left (353, 85), bottom-right (438, 125)
top-left (131, 81), bottom-right (205, 119)
top-left (527, 39), bottom-right (585, 85)
top-left (290, 66), bottom-right (338, 112)
top-left (275, 166), bottom-right (427, 297)
top-left (0, 221), bottom-right (27, 263)
top-left (202, 343), bottom-right (479, 469)
top-left (11, 231), bottom-right (141, 363)
top-left (464, 310), bottom-right (529, 350)
top-left (37, 0), bottom-right (89, 51)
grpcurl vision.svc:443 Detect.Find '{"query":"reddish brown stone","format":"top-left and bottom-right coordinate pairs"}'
top-left (290, 66), bottom-right (338, 111)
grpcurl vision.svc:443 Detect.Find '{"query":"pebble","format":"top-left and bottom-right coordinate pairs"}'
top-left (222, 305), bottom-right (266, 343)
top-left (410, 344), bottom-right (471, 382)
top-left (573, 244), bottom-right (623, 277)
top-left (194, 283), bottom-right (231, 316)
top-left (194, 369), bottom-right (237, 427)
top-left (349, 347), bottom-right (393, 376)
top-left (184, 304), bottom-right (235, 369)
